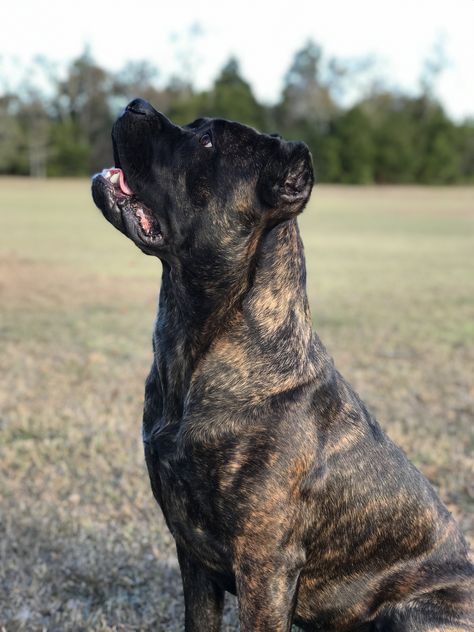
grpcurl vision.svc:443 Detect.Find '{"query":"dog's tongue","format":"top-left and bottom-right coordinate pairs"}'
top-left (118, 169), bottom-right (133, 195)
top-left (103, 167), bottom-right (134, 195)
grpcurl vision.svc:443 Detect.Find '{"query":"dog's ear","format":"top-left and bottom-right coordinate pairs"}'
top-left (257, 140), bottom-right (314, 220)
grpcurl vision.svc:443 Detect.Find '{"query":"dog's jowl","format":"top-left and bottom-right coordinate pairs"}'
top-left (92, 98), bottom-right (474, 631)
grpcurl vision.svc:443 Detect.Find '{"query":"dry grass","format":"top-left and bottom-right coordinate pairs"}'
top-left (0, 179), bottom-right (473, 630)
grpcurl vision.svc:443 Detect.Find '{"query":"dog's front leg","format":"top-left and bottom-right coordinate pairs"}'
top-left (235, 558), bottom-right (300, 632)
top-left (176, 545), bottom-right (225, 632)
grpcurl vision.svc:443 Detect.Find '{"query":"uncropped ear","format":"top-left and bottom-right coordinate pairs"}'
top-left (257, 140), bottom-right (314, 218)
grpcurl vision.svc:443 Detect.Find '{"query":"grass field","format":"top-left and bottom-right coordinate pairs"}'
top-left (0, 178), bottom-right (473, 630)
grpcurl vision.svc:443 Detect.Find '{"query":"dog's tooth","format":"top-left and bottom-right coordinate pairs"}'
top-left (110, 172), bottom-right (120, 184)
top-left (104, 170), bottom-right (112, 179)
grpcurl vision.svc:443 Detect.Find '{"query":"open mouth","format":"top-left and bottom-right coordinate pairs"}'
top-left (94, 168), bottom-right (162, 243)
top-left (103, 167), bottom-right (134, 196)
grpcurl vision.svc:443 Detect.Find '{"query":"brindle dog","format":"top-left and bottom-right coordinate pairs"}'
top-left (92, 98), bottom-right (474, 631)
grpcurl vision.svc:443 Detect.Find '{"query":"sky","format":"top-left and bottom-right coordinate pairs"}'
top-left (1, 0), bottom-right (473, 120)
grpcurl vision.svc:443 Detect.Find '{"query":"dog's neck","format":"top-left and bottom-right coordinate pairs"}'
top-left (153, 219), bottom-right (321, 423)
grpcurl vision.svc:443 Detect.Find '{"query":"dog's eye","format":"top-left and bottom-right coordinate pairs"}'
top-left (199, 133), bottom-right (212, 148)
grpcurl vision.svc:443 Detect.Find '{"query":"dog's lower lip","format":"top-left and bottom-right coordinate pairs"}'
top-left (96, 170), bottom-right (163, 243)
top-left (135, 207), bottom-right (153, 234)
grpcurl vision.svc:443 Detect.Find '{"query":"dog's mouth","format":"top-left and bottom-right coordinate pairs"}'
top-left (104, 167), bottom-right (135, 196)
top-left (92, 167), bottom-right (163, 245)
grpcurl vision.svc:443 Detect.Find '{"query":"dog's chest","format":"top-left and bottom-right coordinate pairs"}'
top-left (146, 430), bottom-right (238, 575)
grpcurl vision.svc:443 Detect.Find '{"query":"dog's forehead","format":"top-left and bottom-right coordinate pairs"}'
top-left (214, 119), bottom-right (262, 142)
top-left (185, 117), bottom-right (211, 130)
top-left (185, 117), bottom-right (265, 144)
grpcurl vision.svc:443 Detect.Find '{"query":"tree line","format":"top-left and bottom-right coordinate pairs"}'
top-left (1, 41), bottom-right (473, 183)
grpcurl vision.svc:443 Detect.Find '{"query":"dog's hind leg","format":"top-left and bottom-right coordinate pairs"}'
top-left (177, 545), bottom-right (225, 632)
top-left (373, 599), bottom-right (474, 631)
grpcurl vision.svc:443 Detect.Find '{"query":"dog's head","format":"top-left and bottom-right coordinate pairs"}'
top-left (92, 98), bottom-right (313, 260)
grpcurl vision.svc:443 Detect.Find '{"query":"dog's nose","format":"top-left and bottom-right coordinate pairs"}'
top-left (126, 98), bottom-right (156, 117)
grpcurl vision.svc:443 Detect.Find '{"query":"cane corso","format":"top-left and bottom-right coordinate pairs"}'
top-left (92, 98), bottom-right (474, 631)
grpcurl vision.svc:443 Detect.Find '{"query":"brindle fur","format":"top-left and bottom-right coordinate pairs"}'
top-left (92, 99), bottom-right (474, 631)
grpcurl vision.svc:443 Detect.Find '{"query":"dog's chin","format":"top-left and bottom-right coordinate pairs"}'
top-left (91, 168), bottom-right (163, 252)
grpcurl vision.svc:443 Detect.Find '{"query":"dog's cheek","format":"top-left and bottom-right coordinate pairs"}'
top-left (185, 168), bottom-right (213, 209)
